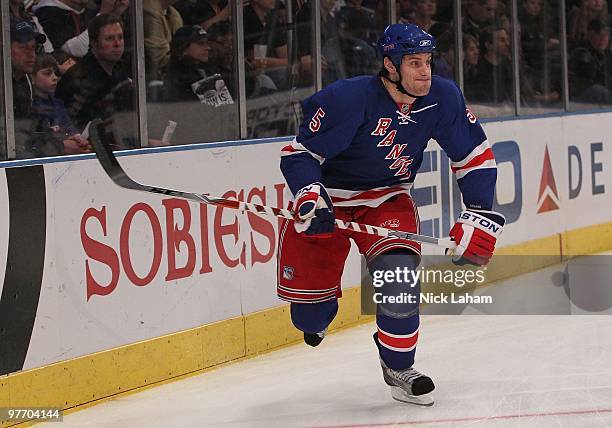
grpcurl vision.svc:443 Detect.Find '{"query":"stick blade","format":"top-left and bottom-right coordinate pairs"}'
top-left (89, 118), bottom-right (145, 191)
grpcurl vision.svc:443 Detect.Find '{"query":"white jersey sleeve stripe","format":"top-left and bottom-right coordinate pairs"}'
top-left (454, 159), bottom-right (497, 179)
top-left (280, 137), bottom-right (325, 164)
top-left (450, 140), bottom-right (491, 169)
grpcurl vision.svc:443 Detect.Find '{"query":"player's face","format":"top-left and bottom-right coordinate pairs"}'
top-left (399, 53), bottom-right (432, 97)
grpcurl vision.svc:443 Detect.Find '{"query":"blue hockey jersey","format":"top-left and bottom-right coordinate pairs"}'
top-left (280, 75), bottom-right (497, 210)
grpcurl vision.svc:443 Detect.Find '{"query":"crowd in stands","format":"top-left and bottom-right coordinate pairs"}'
top-left (6, 0), bottom-right (612, 159)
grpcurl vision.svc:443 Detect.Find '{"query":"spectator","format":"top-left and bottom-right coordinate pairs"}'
top-left (569, 19), bottom-right (612, 103)
top-left (31, 54), bottom-right (92, 154)
top-left (520, 0), bottom-right (561, 103)
top-left (410, 0), bottom-right (438, 33)
top-left (163, 25), bottom-right (233, 105)
top-left (56, 14), bottom-right (133, 132)
top-left (462, 0), bottom-right (498, 39)
top-left (469, 26), bottom-right (513, 103)
top-left (174, 0), bottom-right (229, 30)
top-left (296, 0), bottom-right (345, 86)
top-left (398, 0), bottom-right (414, 23)
top-left (207, 21), bottom-right (236, 94)
top-left (335, 6), bottom-right (378, 77)
top-left (337, 0), bottom-right (382, 48)
top-left (10, 0), bottom-right (54, 53)
top-left (568, 0), bottom-right (610, 46)
top-left (143, 0), bottom-right (184, 81)
top-left (520, 0), bottom-right (560, 69)
top-left (463, 33), bottom-right (480, 90)
top-left (434, 0), bottom-right (454, 23)
top-left (10, 17), bottom-right (47, 158)
top-left (243, 0), bottom-right (289, 92)
top-left (34, 0), bottom-right (129, 58)
top-left (433, 30), bottom-right (454, 80)
top-left (52, 50), bottom-right (77, 74)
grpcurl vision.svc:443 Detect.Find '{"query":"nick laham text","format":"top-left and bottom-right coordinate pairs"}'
top-left (373, 292), bottom-right (493, 305)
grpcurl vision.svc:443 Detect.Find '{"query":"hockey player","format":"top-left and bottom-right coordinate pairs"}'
top-left (278, 23), bottom-right (505, 405)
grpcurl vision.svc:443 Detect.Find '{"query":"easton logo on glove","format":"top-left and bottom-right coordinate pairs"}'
top-left (458, 211), bottom-right (503, 235)
top-left (449, 209), bottom-right (505, 266)
top-left (293, 182), bottom-right (335, 236)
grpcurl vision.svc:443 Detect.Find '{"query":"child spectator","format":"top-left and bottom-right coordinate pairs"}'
top-left (31, 54), bottom-right (92, 154)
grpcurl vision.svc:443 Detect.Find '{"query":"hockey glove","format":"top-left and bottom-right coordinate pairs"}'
top-left (293, 182), bottom-right (335, 236)
top-left (449, 209), bottom-right (506, 266)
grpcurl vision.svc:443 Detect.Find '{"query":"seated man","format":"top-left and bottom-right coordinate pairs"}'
top-left (10, 17), bottom-right (47, 158)
top-left (243, 0), bottom-right (289, 94)
top-left (295, 0), bottom-right (346, 87)
top-left (569, 19), bottom-right (612, 104)
top-left (467, 26), bottom-right (513, 104)
top-left (56, 14), bottom-right (134, 133)
top-left (34, 0), bottom-right (129, 58)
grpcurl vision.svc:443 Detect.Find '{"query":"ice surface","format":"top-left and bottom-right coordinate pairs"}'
top-left (38, 260), bottom-right (612, 428)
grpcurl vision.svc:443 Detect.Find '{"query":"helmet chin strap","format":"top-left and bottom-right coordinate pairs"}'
top-left (382, 67), bottom-right (421, 100)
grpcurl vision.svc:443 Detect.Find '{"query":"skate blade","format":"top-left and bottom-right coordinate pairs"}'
top-left (390, 387), bottom-right (434, 406)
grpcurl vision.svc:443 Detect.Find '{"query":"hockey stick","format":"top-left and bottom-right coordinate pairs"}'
top-left (89, 119), bottom-right (456, 249)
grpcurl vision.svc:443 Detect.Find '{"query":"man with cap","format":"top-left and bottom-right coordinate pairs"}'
top-left (277, 23), bottom-right (504, 405)
top-left (11, 17), bottom-right (47, 117)
top-left (10, 17), bottom-right (48, 158)
top-left (164, 25), bottom-right (232, 106)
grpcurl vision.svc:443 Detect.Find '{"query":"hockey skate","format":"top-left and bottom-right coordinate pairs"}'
top-left (303, 328), bottom-right (327, 347)
top-left (380, 359), bottom-right (435, 406)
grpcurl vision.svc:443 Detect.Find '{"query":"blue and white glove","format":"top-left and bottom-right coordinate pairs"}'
top-left (293, 182), bottom-right (335, 236)
top-left (449, 209), bottom-right (506, 266)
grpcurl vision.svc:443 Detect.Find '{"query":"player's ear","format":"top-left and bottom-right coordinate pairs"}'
top-left (383, 57), bottom-right (397, 74)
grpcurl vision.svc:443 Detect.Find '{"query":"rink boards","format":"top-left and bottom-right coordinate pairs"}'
top-left (0, 111), bottom-right (611, 418)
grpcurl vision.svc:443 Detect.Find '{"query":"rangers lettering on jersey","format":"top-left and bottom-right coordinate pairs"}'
top-left (377, 130), bottom-right (397, 147)
top-left (385, 144), bottom-right (407, 160)
top-left (389, 156), bottom-right (413, 177)
top-left (372, 118), bottom-right (393, 136)
top-left (281, 76), bottom-right (498, 210)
